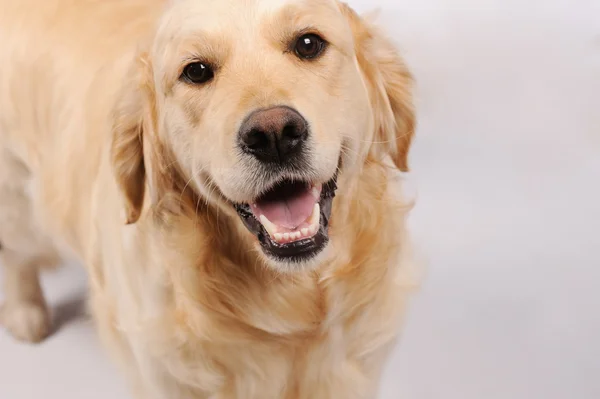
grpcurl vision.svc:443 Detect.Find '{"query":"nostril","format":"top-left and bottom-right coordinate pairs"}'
top-left (282, 122), bottom-right (303, 139)
top-left (281, 121), bottom-right (308, 143)
top-left (243, 129), bottom-right (270, 150)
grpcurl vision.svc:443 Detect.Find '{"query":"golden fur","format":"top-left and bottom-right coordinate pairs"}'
top-left (0, 0), bottom-right (418, 397)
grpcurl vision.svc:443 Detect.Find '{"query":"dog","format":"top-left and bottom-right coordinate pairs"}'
top-left (0, 0), bottom-right (418, 397)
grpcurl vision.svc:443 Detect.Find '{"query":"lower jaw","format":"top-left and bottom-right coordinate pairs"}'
top-left (234, 177), bottom-right (337, 264)
top-left (256, 212), bottom-right (329, 264)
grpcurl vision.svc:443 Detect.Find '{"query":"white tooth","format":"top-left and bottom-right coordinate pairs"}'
top-left (301, 228), bottom-right (309, 236)
top-left (309, 224), bottom-right (318, 235)
top-left (259, 215), bottom-right (277, 237)
top-left (308, 203), bottom-right (320, 227)
top-left (274, 233), bottom-right (283, 242)
top-left (283, 233), bottom-right (291, 241)
top-left (294, 232), bottom-right (302, 240)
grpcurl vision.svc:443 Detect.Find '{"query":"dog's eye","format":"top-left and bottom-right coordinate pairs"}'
top-left (181, 62), bottom-right (214, 84)
top-left (294, 34), bottom-right (327, 60)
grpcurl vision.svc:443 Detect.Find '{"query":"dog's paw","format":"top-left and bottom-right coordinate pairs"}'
top-left (0, 301), bottom-right (51, 343)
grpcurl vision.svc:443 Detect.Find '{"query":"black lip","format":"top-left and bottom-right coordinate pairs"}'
top-left (234, 177), bottom-right (337, 263)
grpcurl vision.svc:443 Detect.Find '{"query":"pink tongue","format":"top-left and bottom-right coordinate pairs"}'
top-left (255, 189), bottom-right (316, 229)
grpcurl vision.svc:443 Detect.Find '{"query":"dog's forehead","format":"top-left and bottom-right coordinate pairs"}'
top-left (250, 0), bottom-right (316, 13)
top-left (169, 0), bottom-right (336, 12)
top-left (161, 0), bottom-right (340, 33)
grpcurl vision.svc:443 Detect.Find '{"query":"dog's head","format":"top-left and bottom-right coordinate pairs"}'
top-left (111, 0), bottom-right (414, 271)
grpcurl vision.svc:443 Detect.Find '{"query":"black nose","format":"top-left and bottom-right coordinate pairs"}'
top-left (238, 106), bottom-right (309, 163)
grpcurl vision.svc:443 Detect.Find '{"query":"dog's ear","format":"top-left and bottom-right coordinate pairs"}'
top-left (110, 54), bottom-right (156, 224)
top-left (339, 2), bottom-right (415, 171)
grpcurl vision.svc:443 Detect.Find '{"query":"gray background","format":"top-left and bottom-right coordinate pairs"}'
top-left (1, 0), bottom-right (599, 398)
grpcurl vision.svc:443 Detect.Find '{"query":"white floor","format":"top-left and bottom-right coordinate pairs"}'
top-left (1, 0), bottom-right (599, 398)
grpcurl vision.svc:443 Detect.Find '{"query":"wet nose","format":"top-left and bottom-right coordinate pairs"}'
top-left (238, 106), bottom-right (309, 163)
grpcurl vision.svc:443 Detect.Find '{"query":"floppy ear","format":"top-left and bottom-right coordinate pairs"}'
top-left (339, 2), bottom-right (415, 171)
top-left (110, 54), bottom-right (155, 224)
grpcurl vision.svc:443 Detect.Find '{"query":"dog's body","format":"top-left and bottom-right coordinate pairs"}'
top-left (0, 0), bottom-right (417, 398)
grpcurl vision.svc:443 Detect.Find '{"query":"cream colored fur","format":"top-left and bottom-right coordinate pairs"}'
top-left (0, 0), bottom-right (418, 398)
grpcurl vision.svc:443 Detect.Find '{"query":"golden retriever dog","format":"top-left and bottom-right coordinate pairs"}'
top-left (0, 0), bottom-right (418, 397)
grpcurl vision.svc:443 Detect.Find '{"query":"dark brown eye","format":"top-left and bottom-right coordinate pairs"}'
top-left (294, 34), bottom-right (327, 60)
top-left (181, 62), bottom-right (214, 84)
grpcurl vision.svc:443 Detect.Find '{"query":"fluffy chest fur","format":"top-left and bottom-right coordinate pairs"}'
top-left (89, 164), bottom-right (416, 399)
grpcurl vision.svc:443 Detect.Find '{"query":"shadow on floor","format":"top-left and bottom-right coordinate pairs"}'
top-left (51, 292), bottom-right (87, 335)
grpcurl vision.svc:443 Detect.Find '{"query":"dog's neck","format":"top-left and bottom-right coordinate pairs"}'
top-left (142, 161), bottom-right (408, 340)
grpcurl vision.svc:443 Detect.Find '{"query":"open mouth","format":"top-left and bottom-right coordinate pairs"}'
top-left (234, 176), bottom-right (338, 262)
